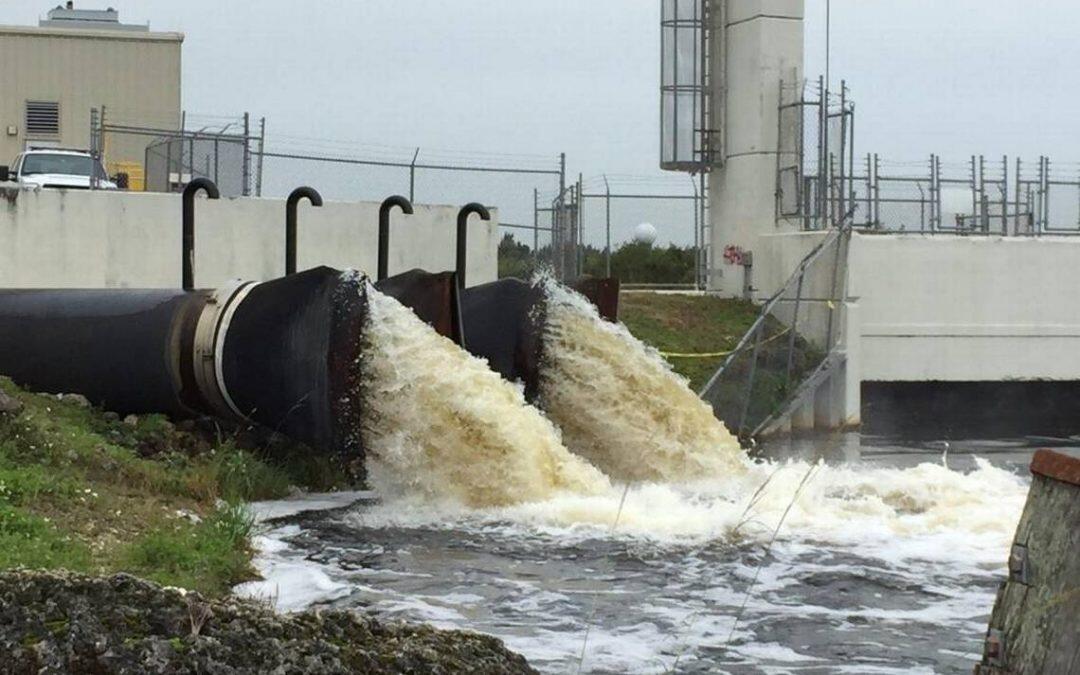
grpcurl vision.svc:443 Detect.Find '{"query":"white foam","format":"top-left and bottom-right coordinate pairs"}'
top-left (539, 278), bottom-right (748, 483)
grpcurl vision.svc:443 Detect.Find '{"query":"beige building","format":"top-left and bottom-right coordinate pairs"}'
top-left (0, 5), bottom-right (182, 187)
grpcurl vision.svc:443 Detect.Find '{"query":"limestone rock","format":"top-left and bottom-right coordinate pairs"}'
top-left (0, 570), bottom-right (537, 674)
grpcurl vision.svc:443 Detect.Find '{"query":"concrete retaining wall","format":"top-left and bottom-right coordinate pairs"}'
top-left (0, 187), bottom-right (498, 289)
top-left (975, 449), bottom-right (1080, 674)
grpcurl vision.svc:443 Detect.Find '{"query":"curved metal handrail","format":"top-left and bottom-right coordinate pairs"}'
top-left (378, 195), bottom-right (414, 281)
top-left (285, 187), bottom-right (323, 275)
top-left (182, 178), bottom-right (221, 291)
top-left (455, 202), bottom-right (491, 289)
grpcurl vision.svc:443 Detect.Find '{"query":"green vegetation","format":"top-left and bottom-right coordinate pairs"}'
top-left (498, 233), bottom-right (699, 285)
top-left (0, 378), bottom-right (352, 596)
top-left (618, 292), bottom-right (823, 440)
top-left (618, 292), bottom-right (760, 391)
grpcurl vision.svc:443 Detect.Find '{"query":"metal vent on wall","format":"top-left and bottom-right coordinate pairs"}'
top-left (26, 101), bottom-right (60, 136)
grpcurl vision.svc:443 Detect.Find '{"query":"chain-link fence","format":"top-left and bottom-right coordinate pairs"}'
top-left (776, 78), bottom-right (855, 231)
top-left (700, 217), bottom-right (851, 442)
top-left (779, 80), bottom-right (1080, 235)
top-left (254, 140), bottom-right (566, 274)
top-left (90, 108), bottom-right (264, 196)
top-left (564, 174), bottom-right (706, 287)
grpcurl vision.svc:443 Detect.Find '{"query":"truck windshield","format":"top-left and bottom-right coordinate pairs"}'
top-left (20, 154), bottom-right (95, 177)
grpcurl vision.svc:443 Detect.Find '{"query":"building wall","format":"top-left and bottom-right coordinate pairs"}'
top-left (850, 233), bottom-right (1080, 382)
top-left (0, 188), bottom-right (498, 289)
top-left (750, 231), bottom-right (1080, 383)
top-left (0, 25), bottom-right (182, 168)
top-left (707, 0), bottom-right (804, 295)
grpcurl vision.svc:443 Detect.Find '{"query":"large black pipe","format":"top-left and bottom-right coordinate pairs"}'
top-left (455, 203), bottom-right (491, 289)
top-left (182, 178), bottom-right (221, 291)
top-left (458, 277), bottom-right (620, 400)
top-left (460, 279), bottom-right (544, 400)
top-left (285, 186), bottom-right (323, 275)
top-left (0, 290), bottom-right (208, 416)
top-left (0, 268), bottom-right (369, 458)
top-left (378, 196), bottom-right (414, 281)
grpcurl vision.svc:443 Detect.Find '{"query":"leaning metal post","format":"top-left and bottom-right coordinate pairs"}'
top-left (737, 325), bottom-right (766, 439)
top-left (785, 268), bottom-right (805, 387)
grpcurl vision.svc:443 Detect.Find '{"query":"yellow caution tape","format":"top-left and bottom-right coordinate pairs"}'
top-left (660, 350), bottom-right (735, 359)
top-left (657, 327), bottom-right (791, 359)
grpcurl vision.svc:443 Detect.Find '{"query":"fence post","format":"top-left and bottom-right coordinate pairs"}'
top-left (409, 147), bottom-right (420, 202)
top-left (532, 188), bottom-right (540, 260)
top-left (691, 175), bottom-right (699, 287)
top-left (604, 175), bottom-right (612, 278)
top-left (242, 112), bottom-right (251, 197)
top-left (256, 117), bottom-right (266, 197)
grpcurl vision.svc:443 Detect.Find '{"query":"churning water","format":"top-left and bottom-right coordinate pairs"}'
top-left (358, 284), bottom-right (608, 507)
top-left (236, 284), bottom-right (1035, 673)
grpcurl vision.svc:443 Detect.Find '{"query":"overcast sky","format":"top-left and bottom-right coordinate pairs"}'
top-left (4, 1), bottom-right (1076, 242)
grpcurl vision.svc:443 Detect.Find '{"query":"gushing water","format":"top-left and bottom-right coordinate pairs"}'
top-left (355, 280), bottom-right (1026, 551)
top-left (538, 279), bottom-right (748, 483)
top-left (359, 286), bottom-right (609, 508)
top-left (244, 281), bottom-right (1033, 672)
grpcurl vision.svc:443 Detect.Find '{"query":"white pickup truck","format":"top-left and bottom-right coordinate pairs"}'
top-left (0, 148), bottom-right (119, 190)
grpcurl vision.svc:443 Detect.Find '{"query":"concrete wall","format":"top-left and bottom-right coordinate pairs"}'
top-left (849, 233), bottom-right (1080, 382)
top-left (707, 0), bottom-right (804, 294)
top-left (0, 188), bottom-right (498, 289)
top-left (0, 25), bottom-right (182, 166)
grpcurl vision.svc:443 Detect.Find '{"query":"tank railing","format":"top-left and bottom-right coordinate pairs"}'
top-left (182, 178), bottom-right (221, 291)
top-left (285, 187), bottom-right (323, 275)
top-left (699, 207), bottom-right (855, 443)
top-left (455, 203), bottom-right (491, 289)
top-left (377, 195), bottom-right (414, 281)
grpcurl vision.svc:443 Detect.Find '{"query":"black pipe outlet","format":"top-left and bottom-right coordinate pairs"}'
top-left (375, 269), bottom-right (465, 346)
top-left (285, 186), bottom-right (323, 275)
top-left (220, 267), bottom-right (367, 456)
top-left (378, 195), bottom-right (414, 281)
top-left (456, 203), bottom-right (491, 289)
top-left (460, 278), bottom-right (544, 400)
top-left (182, 178), bottom-right (220, 291)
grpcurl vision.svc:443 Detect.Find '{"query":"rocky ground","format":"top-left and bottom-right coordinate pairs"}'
top-left (0, 570), bottom-right (537, 674)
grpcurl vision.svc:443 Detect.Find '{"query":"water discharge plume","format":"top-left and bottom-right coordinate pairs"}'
top-left (538, 279), bottom-right (748, 483)
top-left (360, 285), bottom-right (611, 508)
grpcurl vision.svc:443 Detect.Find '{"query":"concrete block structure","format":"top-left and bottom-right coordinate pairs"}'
top-left (693, 0), bottom-right (1080, 435)
top-left (0, 188), bottom-right (498, 290)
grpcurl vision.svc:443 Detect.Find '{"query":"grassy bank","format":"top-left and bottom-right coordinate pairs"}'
top-left (0, 378), bottom-right (351, 596)
top-left (618, 292), bottom-right (760, 391)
